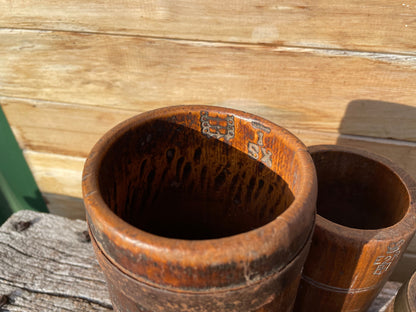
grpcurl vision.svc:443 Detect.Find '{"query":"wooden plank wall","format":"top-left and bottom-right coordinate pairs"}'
top-left (1, 1), bottom-right (415, 281)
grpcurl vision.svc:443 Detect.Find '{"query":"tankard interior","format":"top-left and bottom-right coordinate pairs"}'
top-left (98, 118), bottom-right (295, 239)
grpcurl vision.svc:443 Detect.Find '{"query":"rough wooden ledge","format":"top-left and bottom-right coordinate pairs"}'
top-left (0, 211), bottom-right (401, 311)
top-left (0, 210), bottom-right (112, 311)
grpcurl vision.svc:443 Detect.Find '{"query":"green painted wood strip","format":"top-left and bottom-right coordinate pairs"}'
top-left (0, 106), bottom-right (47, 223)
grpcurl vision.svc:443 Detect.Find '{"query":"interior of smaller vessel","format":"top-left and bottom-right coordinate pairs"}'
top-left (312, 151), bottom-right (409, 229)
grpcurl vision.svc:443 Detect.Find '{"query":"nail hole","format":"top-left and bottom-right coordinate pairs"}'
top-left (13, 221), bottom-right (32, 232)
top-left (77, 230), bottom-right (91, 243)
top-left (0, 294), bottom-right (9, 308)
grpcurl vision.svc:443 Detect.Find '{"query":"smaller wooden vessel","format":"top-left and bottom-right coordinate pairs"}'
top-left (294, 145), bottom-right (416, 312)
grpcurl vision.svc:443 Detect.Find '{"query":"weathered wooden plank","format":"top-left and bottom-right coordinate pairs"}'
top-left (0, 1), bottom-right (415, 54)
top-left (1, 99), bottom-right (135, 157)
top-left (0, 210), bottom-right (403, 311)
top-left (43, 193), bottom-right (85, 220)
top-left (0, 283), bottom-right (110, 312)
top-left (1, 30), bottom-right (416, 136)
top-left (0, 210), bottom-right (112, 311)
top-left (0, 99), bottom-right (345, 156)
top-left (23, 150), bottom-right (84, 198)
top-left (3, 95), bottom-right (416, 159)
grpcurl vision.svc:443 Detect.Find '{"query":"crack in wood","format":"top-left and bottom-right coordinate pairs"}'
top-left (0, 212), bottom-right (113, 311)
top-left (0, 275), bottom-right (112, 310)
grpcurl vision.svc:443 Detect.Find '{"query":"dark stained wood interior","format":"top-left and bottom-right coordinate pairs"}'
top-left (312, 151), bottom-right (409, 229)
top-left (98, 120), bottom-right (293, 239)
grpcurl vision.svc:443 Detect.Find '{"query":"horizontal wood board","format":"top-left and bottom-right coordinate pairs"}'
top-left (2, 99), bottom-right (415, 179)
top-left (0, 1), bottom-right (415, 54)
top-left (23, 151), bottom-right (84, 199)
top-left (0, 210), bottom-right (112, 311)
top-left (1, 30), bottom-right (416, 142)
top-left (42, 193), bottom-right (86, 220)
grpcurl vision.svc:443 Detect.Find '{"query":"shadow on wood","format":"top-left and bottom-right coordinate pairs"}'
top-left (338, 99), bottom-right (416, 143)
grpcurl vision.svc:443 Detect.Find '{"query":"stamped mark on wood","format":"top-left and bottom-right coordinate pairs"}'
top-left (252, 121), bottom-right (271, 134)
top-left (248, 121), bottom-right (272, 167)
top-left (373, 239), bottom-right (405, 275)
top-left (200, 111), bottom-right (235, 141)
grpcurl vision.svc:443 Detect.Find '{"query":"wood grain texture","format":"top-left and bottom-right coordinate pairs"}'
top-left (0, 210), bottom-right (112, 311)
top-left (43, 193), bottom-right (85, 220)
top-left (0, 1), bottom-right (415, 54)
top-left (0, 210), bottom-right (399, 311)
top-left (23, 150), bottom-right (84, 198)
top-left (1, 30), bottom-right (416, 142)
top-left (3, 95), bottom-right (416, 157)
top-left (1, 98), bottom-right (135, 157)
